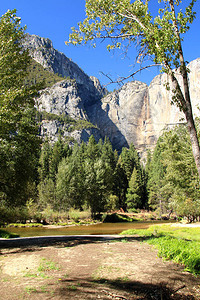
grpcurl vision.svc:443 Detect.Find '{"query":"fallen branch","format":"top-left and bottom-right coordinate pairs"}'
top-left (102, 290), bottom-right (128, 300)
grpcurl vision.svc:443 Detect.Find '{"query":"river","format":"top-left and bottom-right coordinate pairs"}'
top-left (5, 221), bottom-right (173, 237)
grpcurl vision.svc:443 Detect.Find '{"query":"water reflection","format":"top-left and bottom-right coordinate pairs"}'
top-left (5, 221), bottom-right (173, 237)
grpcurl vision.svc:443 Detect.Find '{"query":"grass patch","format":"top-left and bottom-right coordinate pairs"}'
top-left (0, 229), bottom-right (19, 238)
top-left (6, 223), bottom-right (43, 228)
top-left (24, 286), bottom-right (37, 295)
top-left (67, 285), bottom-right (78, 291)
top-left (93, 265), bottom-right (120, 281)
top-left (24, 258), bottom-right (60, 279)
top-left (147, 236), bottom-right (200, 274)
top-left (24, 272), bottom-right (38, 278)
top-left (24, 271), bottom-right (49, 279)
top-left (121, 224), bottom-right (200, 275)
top-left (24, 285), bottom-right (49, 295)
top-left (40, 285), bottom-right (49, 293)
top-left (121, 224), bottom-right (200, 241)
top-left (120, 228), bottom-right (154, 237)
top-left (147, 224), bottom-right (200, 241)
top-left (38, 258), bottom-right (60, 272)
top-left (68, 208), bottom-right (91, 223)
top-left (121, 239), bottom-right (130, 243)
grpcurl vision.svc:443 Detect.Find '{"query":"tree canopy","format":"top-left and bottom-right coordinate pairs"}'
top-left (67, 0), bottom-right (196, 74)
top-left (147, 124), bottom-right (200, 221)
top-left (0, 10), bottom-right (40, 205)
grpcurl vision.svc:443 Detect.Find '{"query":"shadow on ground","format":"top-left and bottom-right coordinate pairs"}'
top-left (0, 235), bottom-right (160, 250)
top-left (47, 277), bottom-right (196, 299)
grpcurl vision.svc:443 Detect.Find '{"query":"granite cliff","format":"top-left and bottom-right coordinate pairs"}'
top-left (23, 34), bottom-right (106, 144)
top-left (94, 58), bottom-right (200, 154)
top-left (23, 34), bottom-right (200, 154)
top-left (24, 34), bottom-right (106, 101)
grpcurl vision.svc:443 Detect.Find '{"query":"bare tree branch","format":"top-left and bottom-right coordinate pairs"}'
top-left (100, 63), bottom-right (161, 87)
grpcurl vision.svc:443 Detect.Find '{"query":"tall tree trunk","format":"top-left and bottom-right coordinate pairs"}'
top-left (184, 101), bottom-right (200, 178)
top-left (169, 0), bottom-right (200, 178)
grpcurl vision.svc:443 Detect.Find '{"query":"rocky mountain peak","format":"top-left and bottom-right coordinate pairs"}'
top-left (23, 34), bottom-right (106, 100)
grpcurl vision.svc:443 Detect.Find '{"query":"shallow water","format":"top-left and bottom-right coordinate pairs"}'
top-left (5, 221), bottom-right (173, 237)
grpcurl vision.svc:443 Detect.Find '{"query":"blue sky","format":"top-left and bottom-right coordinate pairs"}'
top-left (1, 0), bottom-right (200, 91)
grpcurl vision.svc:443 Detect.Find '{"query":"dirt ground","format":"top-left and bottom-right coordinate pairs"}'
top-left (0, 237), bottom-right (200, 299)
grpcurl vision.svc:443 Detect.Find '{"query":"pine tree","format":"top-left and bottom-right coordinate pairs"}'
top-left (38, 139), bottom-right (52, 182)
top-left (56, 144), bottom-right (85, 210)
top-left (38, 178), bottom-right (56, 209)
top-left (84, 137), bottom-right (115, 216)
top-left (116, 144), bottom-right (146, 209)
top-left (86, 135), bottom-right (99, 160)
top-left (147, 137), bottom-right (168, 214)
top-left (49, 136), bottom-right (71, 182)
top-left (38, 137), bottom-right (72, 209)
top-left (126, 168), bottom-right (142, 210)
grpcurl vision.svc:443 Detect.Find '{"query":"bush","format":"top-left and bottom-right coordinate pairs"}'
top-left (103, 213), bottom-right (133, 223)
top-left (0, 205), bottom-right (29, 224)
top-left (0, 229), bottom-right (19, 238)
top-left (105, 195), bottom-right (119, 211)
top-left (26, 199), bottom-right (42, 222)
top-left (68, 208), bottom-right (81, 222)
top-left (41, 205), bottom-right (69, 224)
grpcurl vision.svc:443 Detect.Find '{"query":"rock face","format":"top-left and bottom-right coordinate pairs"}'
top-left (38, 80), bottom-right (86, 119)
top-left (24, 34), bottom-right (200, 153)
top-left (23, 34), bottom-right (106, 103)
top-left (90, 59), bottom-right (200, 154)
top-left (36, 79), bottom-right (102, 143)
top-left (88, 81), bottom-right (149, 151)
top-left (148, 59), bottom-right (200, 148)
top-left (40, 118), bottom-right (101, 145)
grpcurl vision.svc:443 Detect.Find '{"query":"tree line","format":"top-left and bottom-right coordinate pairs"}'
top-left (36, 124), bottom-right (200, 222)
top-left (37, 136), bottom-right (147, 217)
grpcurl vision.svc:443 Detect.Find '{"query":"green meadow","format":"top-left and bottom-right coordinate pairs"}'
top-left (121, 224), bottom-right (200, 275)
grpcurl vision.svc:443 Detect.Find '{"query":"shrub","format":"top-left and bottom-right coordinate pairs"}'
top-left (103, 213), bottom-right (133, 223)
top-left (26, 199), bottom-right (42, 222)
top-left (41, 205), bottom-right (62, 223)
top-left (68, 208), bottom-right (81, 222)
top-left (105, 195), bottom-right (119, 211)
top-left (0, 205), bottom-right (29, 224)
top-left (0, 229), bottom-right (19, 238)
